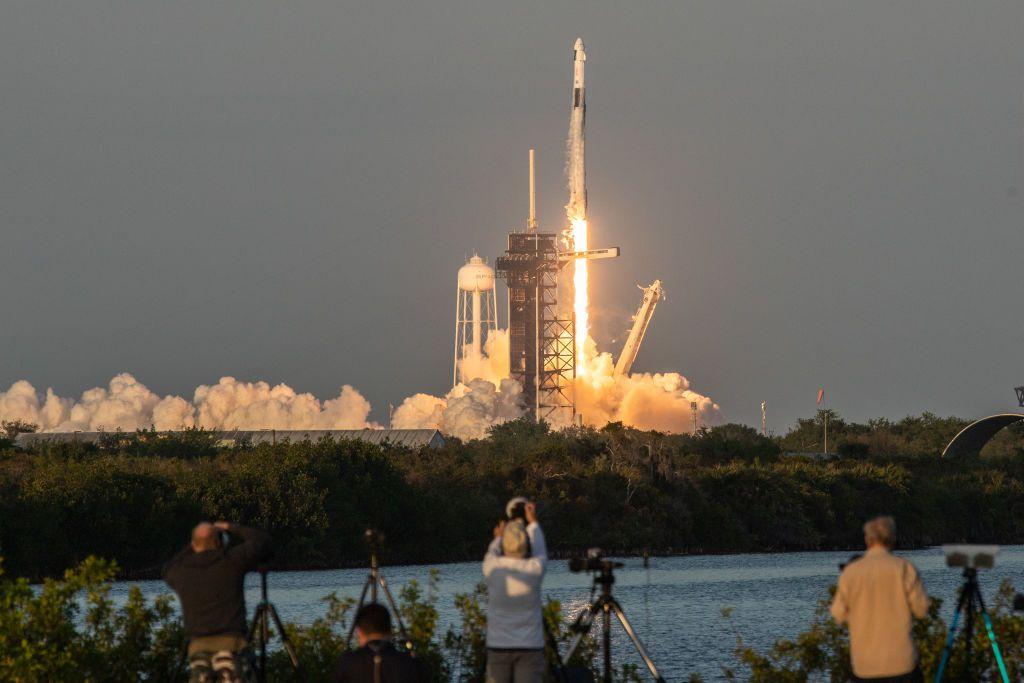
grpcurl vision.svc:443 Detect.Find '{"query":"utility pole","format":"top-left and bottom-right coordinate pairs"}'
top-left (388, 403), bottom-right (394, 430)
top-left (761, 401), bottom-right (767, 436)
top-left (690, 401), bottom-right (698, 435)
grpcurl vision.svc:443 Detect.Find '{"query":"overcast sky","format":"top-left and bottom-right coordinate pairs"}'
top-left (2, 0), bottom-right (1022, 431)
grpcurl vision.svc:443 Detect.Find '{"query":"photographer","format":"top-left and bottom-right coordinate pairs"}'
top-left (482, 497), bottom-right (548, 683)
top-left (331, 603), bottom-right (426, 682)
top-left (830, 516), bottom-right (929, 682)
top-left (163, 521), bottom-right (271, 675)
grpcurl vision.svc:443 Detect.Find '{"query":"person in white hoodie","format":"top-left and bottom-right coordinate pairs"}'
top-left (483, 497), bottom-right (548, 683)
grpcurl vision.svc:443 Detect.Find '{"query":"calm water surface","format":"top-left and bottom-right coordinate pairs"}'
top-left (114, 546), bottom-right (1024, 681)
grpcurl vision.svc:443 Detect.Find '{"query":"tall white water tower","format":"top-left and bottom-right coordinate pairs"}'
top-left (454, 254), bottom-right (498, 386)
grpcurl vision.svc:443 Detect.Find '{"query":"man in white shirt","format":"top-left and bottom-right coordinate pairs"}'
top-left (830, 516), bottom-right (929, 682)
top-left (482, 497), bottom-right (548, 683)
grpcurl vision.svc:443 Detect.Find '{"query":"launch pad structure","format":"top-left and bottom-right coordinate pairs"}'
top-left (497, 230), bottom-right (576, 425)
top-left (496, 148), bottom-right (619, 424)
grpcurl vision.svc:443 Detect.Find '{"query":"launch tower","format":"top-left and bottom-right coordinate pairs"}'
top-left (498, 41), bottom-right (619, 424)
top-left (497, 152), bottom-right (576, 424)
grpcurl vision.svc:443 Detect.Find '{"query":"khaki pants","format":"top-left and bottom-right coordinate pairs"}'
top-left (188, 634), bottom-right (247, 656)
top-left (486, 649), bottom-right (545, 683)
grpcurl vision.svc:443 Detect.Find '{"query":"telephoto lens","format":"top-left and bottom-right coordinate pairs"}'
top-left (1014, 593), bottom-right (1024, 612)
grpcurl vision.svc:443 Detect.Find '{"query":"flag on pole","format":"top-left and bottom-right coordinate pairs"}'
top-left (817, 388), bottom-right (824, 405)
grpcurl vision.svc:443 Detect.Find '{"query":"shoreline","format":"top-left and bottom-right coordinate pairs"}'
top-left (105, 541), bottom-right (992, 584)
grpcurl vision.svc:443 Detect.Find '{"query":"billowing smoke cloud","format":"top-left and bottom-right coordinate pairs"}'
top-left (191, 377), bottom-right (373, 430)
top-left (393, 378), bottom-right (523, 441)
top-left (0, 373), bottom-right (375, 433)
top-left (393, 329), bottom-right (525, 440)
top-left (456, 329), bottom-right (510, 388)
top-left (0, 333), bottom-right (718, 440)
top-left (570, 339), bottom-right (720, 432)
top-left (393, 329), bottom-right (720, 438)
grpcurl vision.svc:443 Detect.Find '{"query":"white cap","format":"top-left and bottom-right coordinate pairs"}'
top-left (505, 496), bottom-right (529, 518)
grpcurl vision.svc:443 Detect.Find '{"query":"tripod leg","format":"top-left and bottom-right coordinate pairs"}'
top-left (260, 602), bottom-right (269, 683)
top-left (247, 604), bottom-right (262, 643)
top-left (561, 603), bottom-right (598, 665)
top-left (602, 601), bottom-right (611, 683)
top-left (976, 592), bottom-right (1010, 683)
top-left (610, 599), bottom-right (666, 683)
top-left (378, 576), bottom-right (413, 650)
top-left (346, 577), bottom-right (374, 646)
top-left (934, 585), bottom-right (968, 682)
top-left (268, 603), bottom-right (308, 682)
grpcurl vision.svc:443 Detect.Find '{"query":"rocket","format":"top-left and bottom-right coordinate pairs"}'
top-left (567, 38), bottom-right (587, 222)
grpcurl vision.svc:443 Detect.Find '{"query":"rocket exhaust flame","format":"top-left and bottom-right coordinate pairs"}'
top-left (572, 217), bottom-right (589, 373)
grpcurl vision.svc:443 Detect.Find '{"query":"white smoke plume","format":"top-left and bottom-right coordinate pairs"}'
top-left (0, 373), bottom-right (375, 433)
top-left (456, 329), bottom-right (510, 388)
top-left (393, 329), bottom-right (524, 440)
top-left (393, 378), bottom-right (524, 441)
top-left (393, 329), bottom-right (720, 437)
top-left (0, 335), bottom-right (719, 440)
top-left (569, 338), bottom-right (720, 432)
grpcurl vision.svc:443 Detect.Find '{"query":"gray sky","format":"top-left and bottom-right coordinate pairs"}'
top-left (2, 0), bottom-right (1022, 431)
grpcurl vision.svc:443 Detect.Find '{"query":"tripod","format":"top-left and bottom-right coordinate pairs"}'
top-left (248, 568), bottom-right (307, 683)
top-left (561, 565), bottom-right (666, 683)
top-left (934, 568), bottom-right (1009, 683)
top-left (345, 530), bottom-right (413, 652)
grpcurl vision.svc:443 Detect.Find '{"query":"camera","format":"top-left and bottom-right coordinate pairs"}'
top-left (506, 496), bottom-right (529, 522)
top-left (509, 502), bottom-right (527, 521)
top-left (569, 548), bottom-right (624, 574)
top-left (942, 544), bottom-right (998, 569)
top-left (1015, 594), bottom-right (1024, 611)
top-left (364, 528), bottom-right (384, 548)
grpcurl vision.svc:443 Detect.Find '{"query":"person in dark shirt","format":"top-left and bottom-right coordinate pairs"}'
top-left (331, 603), bottom-right (428, 683)
top-left (163, 521), bottom-right (271, 659)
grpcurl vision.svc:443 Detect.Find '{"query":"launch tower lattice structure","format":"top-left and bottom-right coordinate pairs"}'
top-left (496, 232), bottom-right (576, 424)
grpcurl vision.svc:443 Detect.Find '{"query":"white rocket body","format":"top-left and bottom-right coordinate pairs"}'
top-left (567, 38), bottom-right (587, 223)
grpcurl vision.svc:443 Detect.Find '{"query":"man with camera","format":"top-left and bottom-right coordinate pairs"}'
top-left (164, 520), bottom-right (271, 680)
top-left (830, 516), bottom-right (929, 682)
top-left (330, 603), bottom-right (427, 682)
top-left (482, 497), bottom-right (548, 683)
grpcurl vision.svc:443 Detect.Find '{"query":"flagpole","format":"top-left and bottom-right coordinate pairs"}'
top-left (817, 387), bottom-right (827, 454)
top-left (824, 409), bottom-right (828, 454)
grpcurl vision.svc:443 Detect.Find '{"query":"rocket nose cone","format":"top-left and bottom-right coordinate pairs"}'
top-left (574, 38), bottom-right (585, 51)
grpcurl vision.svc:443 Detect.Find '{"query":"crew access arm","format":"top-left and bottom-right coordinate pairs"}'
top-left (614, 280), bottom-right (663, 377)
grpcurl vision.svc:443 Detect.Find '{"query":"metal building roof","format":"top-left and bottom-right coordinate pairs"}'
top-left (15, 428), bottom-right (445, 450)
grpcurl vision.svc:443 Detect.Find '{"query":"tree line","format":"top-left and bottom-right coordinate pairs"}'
top-left (1, 412), bottom-right (1023, 580)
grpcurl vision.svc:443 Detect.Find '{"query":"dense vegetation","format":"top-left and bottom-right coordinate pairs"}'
top-left (2, 413), bottom-right (1023, 681)
top-left (0, 556), bottom-right (633, 682)
top-left (1, 412), bottom-right (1023, 580)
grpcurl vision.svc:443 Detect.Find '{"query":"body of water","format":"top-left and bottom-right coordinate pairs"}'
top-left (113, 546), bottom-right (1024, 680)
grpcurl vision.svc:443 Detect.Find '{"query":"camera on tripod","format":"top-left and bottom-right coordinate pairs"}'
top-left (559, 549), bottom-right (665, 682)
top-left (943, 544), bottom-right (998, 569)
top-left (364, 527), bottom-right (384, 549)
top-left (934, 545), bottom-right (1011, 683)
top-left (568, 548), bottom-right (624, 575)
